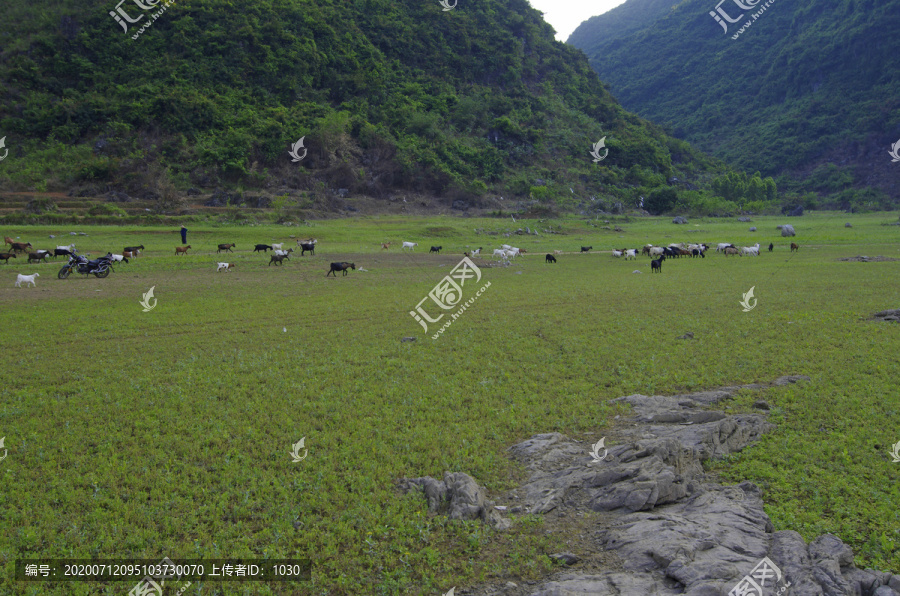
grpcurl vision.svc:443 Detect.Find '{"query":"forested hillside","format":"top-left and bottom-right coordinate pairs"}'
top-left (0, 0), bottom-right (728, 214)
top-left (568, 0), bottom-right (900, 210)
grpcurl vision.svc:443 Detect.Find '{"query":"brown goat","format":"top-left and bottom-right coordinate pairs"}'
top-left (381, 242), bottom-right (391, 250)
top-left (0, 252), bottom-right (16, 264)
top-left (27, 252), bottom-right (49, 264)
top-left (10, 242), bottom-right (32, 253)
top-left (4, 236), bottom-right (14, 246)
top-left (790, 243), bottom-right (799, 252)
top-left (217, 243), bottom-right (236, 253)
top-left (269, 254), bottom-right (289, 266)
top-left (175, 245), bottom-right (191, 255)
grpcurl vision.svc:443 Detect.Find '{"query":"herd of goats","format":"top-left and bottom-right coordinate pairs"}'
top-left (2, 233), bottom-right (800, 287)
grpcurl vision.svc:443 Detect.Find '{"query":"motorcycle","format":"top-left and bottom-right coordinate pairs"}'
top-left (58, 252), bottom-right (113, 279)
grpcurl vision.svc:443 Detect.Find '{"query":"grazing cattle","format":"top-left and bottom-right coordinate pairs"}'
top-left (268, 254), bottom-right (289, 266)
top-left (15, 273), bottom-right (39, 287)
top-left (724, 247), bottom-right (741, 256)
top-left (430, 246), bottom-right (442, 253)
top-left (0, 252), bottom-right (16, 264)
top-left (580, 246), bottom-right (592, 253)
top-left (253, 244), bottom-right (273, 253)
top-left (216, 262), bottom-right (235, 272)
top-left (10, 242), bottom-right (32, 253)
top-left (651, 256), bottom-right (665, 273)
top-left (768, 243), bottom-right (774, 252)
top-left (381, 242), bottom-right (391, 250)
top-left (545, 254), bottom-right (557, 263)
top-left (299, 242), bottom-right (316, 256)
top-left (402, 242), bottom-right (418, 251)
top-left (27, 252), bottom-right (49, 264)
top-left (217, 243), bottom-right (236, 253)
top-left (790, 243), bottom-right (799, 252)
top-left (175, 245), bottom-right (192, 255)
top-left (327, 262), bottom-right (355, 276)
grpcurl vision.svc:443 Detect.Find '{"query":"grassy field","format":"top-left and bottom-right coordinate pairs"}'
top-left (1, 212), bottom-right (899, 595)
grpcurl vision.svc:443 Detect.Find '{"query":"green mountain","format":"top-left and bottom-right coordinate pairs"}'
top-left (568, 0), bottom-right (900, 210)
top-left (0, 0), bottom-right (728, 214)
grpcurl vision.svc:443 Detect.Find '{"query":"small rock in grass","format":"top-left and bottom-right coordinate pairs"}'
top-left (632, 270), bottom-right (642, 274)
top-left (753, 400), bottom-right (770, 410)
top-left (401, 337), bottom-right (416, 342)
top-left (677, 332), bottom-right (694, 340)
top-left (549, 553), bottom-right (580, 566)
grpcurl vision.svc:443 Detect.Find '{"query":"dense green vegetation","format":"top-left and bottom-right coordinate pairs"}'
top-left (0, 0), bottom-right (726, 212)
top-left (568, 0), bottom-right (900, 208)
top-left (1, 214), bottom-right (899, 594)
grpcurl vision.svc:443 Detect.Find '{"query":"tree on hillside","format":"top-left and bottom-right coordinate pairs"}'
top-left (645, 187), bottom-right (677, 215)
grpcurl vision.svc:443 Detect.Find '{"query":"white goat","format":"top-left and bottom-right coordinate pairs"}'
top-left (274, 248), bottom-right (293, 257)
top-left (15, 273), bottom-right (39, 287)
top-left (501, 244), bottom-right (512, 250)
top-left (216, 262), bottom-right (234, 272)
top-left (742, 243), bottom-right (760, 256)
top-left (612, 249), bottom-right (623, 258)
top-left (625, 249), bottom-right (637, 260)
top-left (108, 254), bottom-right (128, 263)
top-left (56, 244), bottom-right (75, 252)
top-left (716, 243), bottom-right (732, 252)
top-left (649, 246), bottom-right (665, 257)
top-left (471, 248), bottom-right (481, 255)
top-left (271, 243), bottom-right (284, 251)
top-left (402, 242), bottom-right (418, 251)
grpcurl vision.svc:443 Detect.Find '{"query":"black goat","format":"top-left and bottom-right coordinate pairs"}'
top-left (430, 246), bottom-right (442, 253)
top-left (651, 255), bottom-right (665, 273)
top-left (768, 243), bottom-right (774, 252)
top-left (580, 246), bottom-right (592, 253)
top-left (299, 242), bottom-right (316, 256)
top-left (268, 254), bottom-right (289, 266)
top-left (545, 254), bottom-right (557, 263)
top-left (254, 244), bottom-right (273, 253)
top-left (327, 262), bottom-right (355, 277)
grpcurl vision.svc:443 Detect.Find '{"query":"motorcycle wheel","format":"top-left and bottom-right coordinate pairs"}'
top-left (58, 266), bottom-right (71, 280)
top-left (94, 267), bottom-right (110, 279)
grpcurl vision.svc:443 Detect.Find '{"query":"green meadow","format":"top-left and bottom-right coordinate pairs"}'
top-left (1, 212), bottom-right (899, 595)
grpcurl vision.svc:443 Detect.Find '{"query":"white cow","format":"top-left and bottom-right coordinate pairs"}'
top-left (402, 242), bottom-right (418, 251)
top-left (15, 273), bottom-right (39, 287)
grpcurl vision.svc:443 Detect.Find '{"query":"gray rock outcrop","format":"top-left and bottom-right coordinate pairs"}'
top-left (399, 471), bottom-right (511, 530)
top-left (781, 224), bottom-right (796, 237)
